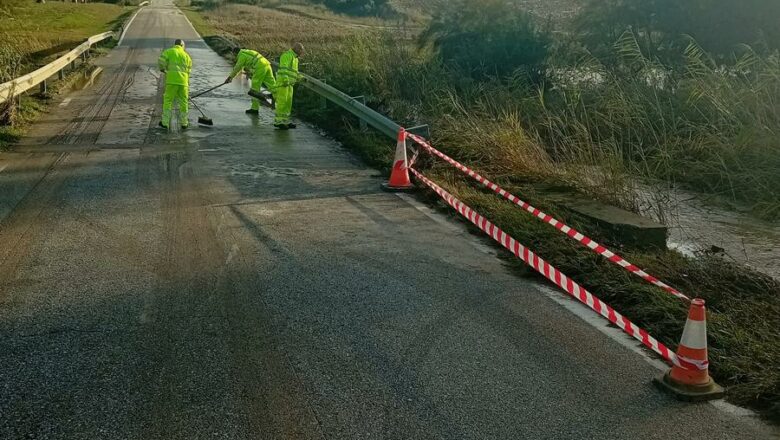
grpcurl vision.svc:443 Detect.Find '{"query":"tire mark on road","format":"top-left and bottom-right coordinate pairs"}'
top-left (0, 153), bottom-right (70, 295)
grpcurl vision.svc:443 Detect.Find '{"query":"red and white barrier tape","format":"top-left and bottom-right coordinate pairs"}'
top-left (406, 133), bottom-right (691, 303)
top-left (409, 166), bottom-right (707, 371)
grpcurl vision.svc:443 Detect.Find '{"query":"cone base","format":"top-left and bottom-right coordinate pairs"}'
top-left (653, 371), bottom-right (725, 402)
top-left (381, 182), bottom-right (415, 193)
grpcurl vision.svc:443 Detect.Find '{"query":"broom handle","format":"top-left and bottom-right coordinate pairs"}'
top-left (190, 82), bottom-right (226, 99)
top-left (188, 98), bottom-right (207, 118)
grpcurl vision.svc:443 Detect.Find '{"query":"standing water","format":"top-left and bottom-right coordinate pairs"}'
top-left (638, 185), bottom-right (780, 281)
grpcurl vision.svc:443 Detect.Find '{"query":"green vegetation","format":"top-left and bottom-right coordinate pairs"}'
top-left (577, 0), bottom-right (780, 62)
top-left (0, 0), bottom-right (130, 81)
top-left (317, 0), bottom-right (389, 16)
top-left (168, 0), bottom-right (780, 421)
top-left (420, 0), bottom-right (552, 81)
top-left (0, 95), bottom-right (45, 150)
top-left (0, 0), bottom-right (131, 149)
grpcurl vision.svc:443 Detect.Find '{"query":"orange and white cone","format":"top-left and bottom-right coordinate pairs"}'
top-left (381, 127), bottom-right (415, 192)
top-left (654, 298), bottom-right (724, 401)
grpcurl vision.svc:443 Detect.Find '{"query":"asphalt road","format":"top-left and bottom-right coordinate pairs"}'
top-left (0, 1), bottom-right (777, 439)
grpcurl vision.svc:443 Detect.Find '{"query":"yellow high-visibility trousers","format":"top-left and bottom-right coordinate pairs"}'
top-left (161, 83), bottom-right (189, 127)
top-left (274, 85), bottom-right (293, 125)
top-left (250, 63), bottom-right (276, 111)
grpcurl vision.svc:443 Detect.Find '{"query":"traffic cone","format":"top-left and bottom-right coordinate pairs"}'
top-left (381, 127), bottom-right (415, 192)
top-left (654, 298), bottom-right (725, 402)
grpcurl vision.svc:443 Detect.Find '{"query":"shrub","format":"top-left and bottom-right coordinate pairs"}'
top-left (576, 0), bottom-right (780, 63)
top-left (420, 0), bottom-right (552, 82)
top-left (317, 0), bottom-right (390, 16)
top-left (191, 0), bottom-right (225, 11)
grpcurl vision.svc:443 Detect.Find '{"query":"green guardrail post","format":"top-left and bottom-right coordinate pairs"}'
top-left (351, 95), bottom-right (367, 130)
top-left (320, 79), bottom-right (328, 110)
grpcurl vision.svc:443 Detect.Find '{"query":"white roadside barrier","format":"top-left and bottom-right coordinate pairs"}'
top-left (0, 2), bottom-right (151, 105)
top-left (0, 32), bottom-right (114, 105)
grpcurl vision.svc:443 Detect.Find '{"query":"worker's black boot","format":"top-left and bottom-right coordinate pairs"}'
top-left (245, 109), bottom-right (259, 115)
top-left (274, 123), bottom-right (289, 130)
top-left (181, 125), bottom-right (189, 130)
top-left (286, 122), bottom-right (297, 129)
top-left (158, 122), bottom-right (167, 130)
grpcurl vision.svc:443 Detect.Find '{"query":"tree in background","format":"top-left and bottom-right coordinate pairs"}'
top-left (420, 0), bottom-right (552, 82)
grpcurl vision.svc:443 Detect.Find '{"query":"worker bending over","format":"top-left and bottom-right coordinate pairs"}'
top-left (158, 39), bottom-right (192, 130)
top-left (274, 43), bottom-right (305, 130)
top-left (225, 48), bottom-right (276, 115)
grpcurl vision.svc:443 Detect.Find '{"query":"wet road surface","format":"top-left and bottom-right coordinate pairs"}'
top-left (0, 1), bottom-right (777, 439)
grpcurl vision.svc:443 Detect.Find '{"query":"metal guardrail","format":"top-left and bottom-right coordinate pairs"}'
top-left (265, 56), bottom-right (401, 140)
top-left (0, 31), bottom-right (115, 105)
top-left (0, 2), bottom-right (151, 105)
top-left (298, 75), bottom-right (401, 140)
top-left (210, 35), bottom-right (399, 138)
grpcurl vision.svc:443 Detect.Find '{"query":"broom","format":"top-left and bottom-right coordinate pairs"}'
top-left (189, 99), bottom-right (213, 126)
top-left (187, 83), bottom-right (228, 126)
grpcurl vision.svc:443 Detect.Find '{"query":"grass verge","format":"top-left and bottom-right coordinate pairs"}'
top-left (188, 3), bottom-right (780, 422)
top-left (0, 0), bottom-right (134, 149)
top-left (0, 0), bottom-right (131, 79)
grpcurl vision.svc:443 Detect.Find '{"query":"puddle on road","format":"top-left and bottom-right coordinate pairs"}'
top-left (70, 68), bottom-right (104, 91)
top-left (638, 186), bottom-right (780, 280)
top-left (158, 151), bottom-right (192, 180)
top-left (181, 127), bottom-right (217, 139)
top-left (230, 163), bottom-right (302, 179)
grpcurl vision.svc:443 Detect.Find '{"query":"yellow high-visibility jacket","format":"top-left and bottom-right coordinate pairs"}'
top-left (158, 45), bottom-right (192, 86)
top-left (229, 49), bottom-right (271, 79)
top-left (277, 49), bottom-right (300, 86)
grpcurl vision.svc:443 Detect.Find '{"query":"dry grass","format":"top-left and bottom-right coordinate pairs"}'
top-left (186, 3), bottom-right (362, 53)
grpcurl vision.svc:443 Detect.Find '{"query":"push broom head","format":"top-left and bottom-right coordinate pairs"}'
top-left (247, 90), bottom-right (275, 109)
top-left (197, 116), bottom-right (214, 126)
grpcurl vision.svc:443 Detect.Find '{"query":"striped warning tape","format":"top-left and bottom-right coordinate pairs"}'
top-left (406, 133), bottom-right (691, 303)
top-left (409, 166), bottom-right (707, 371)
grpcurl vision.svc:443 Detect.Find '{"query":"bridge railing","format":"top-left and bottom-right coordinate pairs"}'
top-left (0, 0), bottom-right (152, 106)
top-left (0, 32), bottom-right (115, 105)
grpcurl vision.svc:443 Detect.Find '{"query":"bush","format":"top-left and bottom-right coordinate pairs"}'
top-left (420, 0), bottom-right (552, 82)
top-left (318, 0), bottom-right (390, 16)
top-left (577, 0), bottom-right (780, 63)
top-left (190, 0), bottom-right (225, 10)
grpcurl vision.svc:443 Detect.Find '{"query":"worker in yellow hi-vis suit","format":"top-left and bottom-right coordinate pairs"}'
top-left (274, 43), bottom-right (305, 130)
top-left (224, 47), bottom-right (276, 116)
top-left (158, 39), bottom-right (192, 130)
